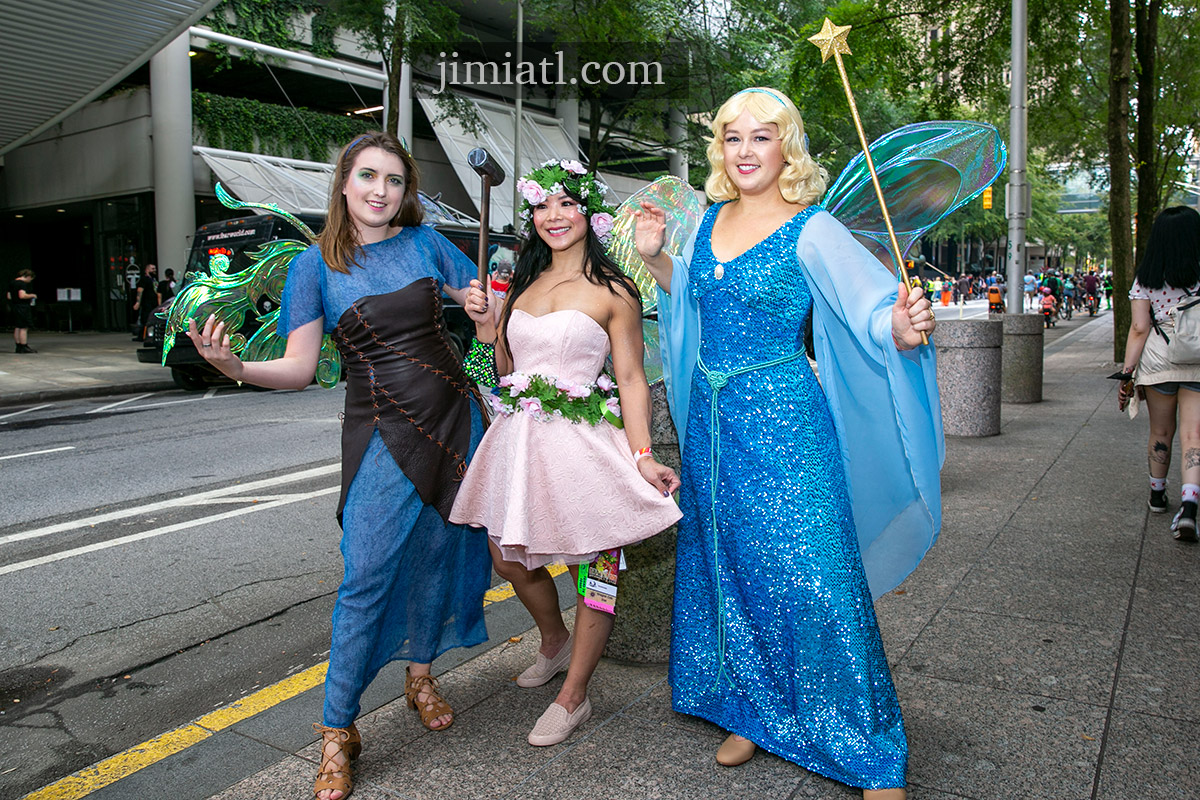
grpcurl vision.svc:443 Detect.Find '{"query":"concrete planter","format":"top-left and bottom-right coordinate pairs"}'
top-left (936, 319), bottom-right (1003, 436)
top-left (999, 312), bottom-right (1044, 403)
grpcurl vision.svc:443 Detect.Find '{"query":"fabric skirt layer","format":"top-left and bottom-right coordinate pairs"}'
top-left (450, 411), bottom-right (681, 570)
top-left (323, 411), bottom-right (490, 727)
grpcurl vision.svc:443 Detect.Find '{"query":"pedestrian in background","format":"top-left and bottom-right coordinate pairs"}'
top-left (133, 263), bottom-right (159, 341)
top-left (1119, 206), bottom-right (1200, 539)
top-left (158, 268), bottom-right (177, 303)
top-left (7, 268), bottom-right (37, 353)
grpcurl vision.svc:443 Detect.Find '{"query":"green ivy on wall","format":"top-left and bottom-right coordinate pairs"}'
top-left (205, 0), bottom-right (337, 66)
top-left (193, 91), bottom-right (372, 162)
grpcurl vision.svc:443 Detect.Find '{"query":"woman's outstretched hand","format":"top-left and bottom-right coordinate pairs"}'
top-left (892, 281), bottom-right (935, 350)
top-left (638, 457), bottom-right (681, 498)
top-left (186, 315), bottom-right (245, 381)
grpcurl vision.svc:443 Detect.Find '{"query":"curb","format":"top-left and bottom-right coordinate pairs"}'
top-left (0, 380), bottom-right (179, 409)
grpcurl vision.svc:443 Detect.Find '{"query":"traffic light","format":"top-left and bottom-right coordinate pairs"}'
top-left (982, 186), bottom-right (993, 209)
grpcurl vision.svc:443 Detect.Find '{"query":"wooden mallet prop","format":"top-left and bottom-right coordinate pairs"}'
top-left (467, 148), bottom-right (506, 286)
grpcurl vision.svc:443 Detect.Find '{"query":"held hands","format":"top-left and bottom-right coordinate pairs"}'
top-left (632, 201), bottom-right (667, 262)
top-left (637, 456), bottom-right (681, 498)
top-left (892, 281), bottom-right (934, 350)
top-left (186, 315), bottom-right (245, 381)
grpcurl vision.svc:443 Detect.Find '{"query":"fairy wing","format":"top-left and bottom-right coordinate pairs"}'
top-left (605, 175), bottom-right (703, 316)
top-left (823, 121), bottom-right (1008, 270)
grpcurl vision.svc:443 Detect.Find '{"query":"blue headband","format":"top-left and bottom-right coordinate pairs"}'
top-left (735, 88), bottom-right (786, 106)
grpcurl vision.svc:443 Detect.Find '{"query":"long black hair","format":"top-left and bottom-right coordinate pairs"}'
top-left (1134, 206), bottom-right (1200, 290)
top-left (499, 187), bottom-right (639, 352)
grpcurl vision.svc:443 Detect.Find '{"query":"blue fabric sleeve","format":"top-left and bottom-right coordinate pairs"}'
top-left (278, 245), bottom-right (326, 338)
top-left (426, 227), bottom-right (477, 290)
top-left (656, 229), bottom-right (700, 448)
top-left (797, 210), bottom-right (944, 599)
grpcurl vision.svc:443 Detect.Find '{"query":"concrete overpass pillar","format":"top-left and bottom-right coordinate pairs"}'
top-left (150, 33), bottom-right (196, 279)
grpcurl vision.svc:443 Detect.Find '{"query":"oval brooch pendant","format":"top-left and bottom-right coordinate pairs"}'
top-left (714, 264), bottom-right (725, 280)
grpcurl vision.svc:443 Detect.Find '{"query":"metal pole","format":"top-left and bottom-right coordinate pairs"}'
top-left (512, 0), bottom-right (524, 224)
top-left (1006, 0), bottom-right (1029, 313)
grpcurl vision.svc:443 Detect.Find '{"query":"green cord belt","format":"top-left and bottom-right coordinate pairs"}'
top-left (695, 347), bottom-right (808, 688)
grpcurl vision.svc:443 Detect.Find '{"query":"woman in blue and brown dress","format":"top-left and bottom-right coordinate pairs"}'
top-left (188, 131), bottom-right (493, 800)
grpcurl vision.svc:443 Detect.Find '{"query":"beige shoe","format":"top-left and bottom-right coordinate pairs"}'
top-left (715, 733), bottom-right (757, 767)
top-left (516, 634), bottom-right (573, 688)
top-left (527, 698), bottom-right (592, 746)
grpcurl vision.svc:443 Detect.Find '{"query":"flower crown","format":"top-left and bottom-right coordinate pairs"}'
top-left (515, 159), bottom-right (617, 243)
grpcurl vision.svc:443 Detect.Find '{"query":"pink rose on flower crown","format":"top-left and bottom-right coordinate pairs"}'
top-left (596, 374), bottom-right (615, 392)
top-left (605, 396), bottom-right (622, 418)
top-left (560, 159), bottom-right (586, 175)
top-left (567, 383), bottom-right (592, 399)
top-left (518, 179), bottom-right (547, 205)
top-left (518, 396), bottom-right (543, 415)
top-left (506, 372), bottom-right (532, 396)
top-left (590, 212), bottom-right (615, 240)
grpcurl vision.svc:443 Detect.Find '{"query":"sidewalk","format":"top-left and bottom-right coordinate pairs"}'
top-left (26, 314), bottom-right (1200, 799)
top-left (0, 332), bottom-right (176, 406)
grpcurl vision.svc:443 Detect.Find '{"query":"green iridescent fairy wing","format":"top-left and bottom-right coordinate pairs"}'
top-left (603, 176), bottom-right (701, 384)
top-left (823, 121), bottom-right (1007, 269)
top-left (161, 183), bottom-right (342, 387)
top-left (605, 175), bottom-right (702, 315)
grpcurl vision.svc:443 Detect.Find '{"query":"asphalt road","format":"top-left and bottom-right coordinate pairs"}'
top-left (0, 385), bottom-right (349, 798)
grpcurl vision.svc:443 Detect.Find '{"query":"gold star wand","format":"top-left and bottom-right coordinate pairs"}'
top-left (809, 17), bottom-right (927, 344)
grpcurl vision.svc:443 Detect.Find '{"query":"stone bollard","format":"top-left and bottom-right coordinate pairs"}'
top-left (999, 312), bottom-right (1044, 403)
top-left (936, 318), bottom-right (1003, 436)
top-left (605, 380), bottom-right (678, 663)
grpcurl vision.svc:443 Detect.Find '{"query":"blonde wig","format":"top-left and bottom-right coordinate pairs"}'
top-left (704, 88), bottom-right (828, 206)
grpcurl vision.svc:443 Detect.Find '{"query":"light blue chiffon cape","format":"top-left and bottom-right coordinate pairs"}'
top-left (657, 210), bottom-right (943, 598)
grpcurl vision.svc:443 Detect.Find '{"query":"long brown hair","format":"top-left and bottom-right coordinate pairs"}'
top-left (318, 131), bottom-right (424, 274)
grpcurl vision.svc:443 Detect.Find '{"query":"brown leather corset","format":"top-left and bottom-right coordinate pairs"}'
top-left (333, 278), bottom-right (482, 523)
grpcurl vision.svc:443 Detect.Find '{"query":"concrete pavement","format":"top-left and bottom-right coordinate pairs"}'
top-left (0, 332), bottom-right (175, 406)
top-left (17, 310), bottom-right (1200, 799)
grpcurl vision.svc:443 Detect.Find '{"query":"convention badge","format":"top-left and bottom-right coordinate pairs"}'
top-left (577, 548), bottom-right (621, 615)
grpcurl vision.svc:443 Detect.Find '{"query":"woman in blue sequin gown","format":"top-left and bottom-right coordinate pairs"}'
top-left (636, 89), bottom-right (942, 798)
top-left (189, 132), bottom-right (494, 800)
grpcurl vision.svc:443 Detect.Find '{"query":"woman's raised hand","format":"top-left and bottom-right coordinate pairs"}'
top-left (186, 315), bottom-right (245, 381)
top-left (632, 201), bottom-right (667, 262)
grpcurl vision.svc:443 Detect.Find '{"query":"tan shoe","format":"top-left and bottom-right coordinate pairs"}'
top-left (516, 634), bottom-right (573, 688)
top-left (527, 698), bottom-right (592, 746)
top-left (715, 733), bottom-right (757, 767)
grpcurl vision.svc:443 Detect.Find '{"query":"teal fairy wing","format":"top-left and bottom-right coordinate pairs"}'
top-left (605, 175), bottom-right (702, 315)
top-left (823, 121), bottom-right (1007, 270)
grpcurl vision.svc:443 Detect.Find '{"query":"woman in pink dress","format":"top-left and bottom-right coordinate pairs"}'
top-left (450, 160), bottom-right (681, 746)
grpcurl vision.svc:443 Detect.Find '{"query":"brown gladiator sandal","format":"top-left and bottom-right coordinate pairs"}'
top-left (312, 722), bottom-right (361, 800)
top-left (405, 667), bottom-right (454, 731)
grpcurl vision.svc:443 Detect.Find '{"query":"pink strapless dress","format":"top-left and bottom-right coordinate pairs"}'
top-left (449, 308), bottom-right (682, 569)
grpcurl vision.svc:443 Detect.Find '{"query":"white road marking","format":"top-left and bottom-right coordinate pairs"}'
top-left (0, 445), bottom-right (76, 461)
top-left (0, 403), bottom-right (53, 423)
top-left (0, 463), bottom-right (340, 547)
top-left (88, 393), bottom-right (154, 414)
top-left (204, 388), bottom-right (218, 398)
top-left (0, 486), bottom-right (340, 576)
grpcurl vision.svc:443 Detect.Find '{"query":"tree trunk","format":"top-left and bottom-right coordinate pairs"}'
top-left (1108, 0), bottom-right (1135, 361)
top-left (1134, 0), bottom-right (1161, 261)
top-left (385, 16), bottom-right (405, 137)
top-left (587, 97), bottom-right (603, 166)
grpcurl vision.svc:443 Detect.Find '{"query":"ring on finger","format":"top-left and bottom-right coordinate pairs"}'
top-left (202, 342), bottom-right (212, 348)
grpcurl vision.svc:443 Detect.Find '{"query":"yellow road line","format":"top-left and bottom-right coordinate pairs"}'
top-left (23, 568), bottom-right (568, 799)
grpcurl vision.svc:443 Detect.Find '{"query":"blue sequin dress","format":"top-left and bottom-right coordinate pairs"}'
top-left (668, 203), bottom-right (908, 789)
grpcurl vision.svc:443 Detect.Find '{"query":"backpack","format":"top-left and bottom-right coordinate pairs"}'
top-left (1153, 288), bottom-right (1200, 364)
